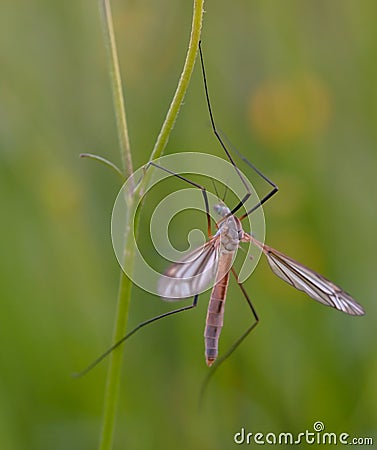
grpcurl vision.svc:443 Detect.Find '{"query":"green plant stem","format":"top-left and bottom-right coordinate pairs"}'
top-left (99, 221), bottom-right (137, 450)
top-left (98, 0), bottom-right (135, 448)
top-left (99, 0), bottom-right (133, 182)
top-left (149, 0), bottom-right (205, 162)
top-left (98, 1), bottom-right (205, 449)
top-left (80, 153), bottom-right (125, 180)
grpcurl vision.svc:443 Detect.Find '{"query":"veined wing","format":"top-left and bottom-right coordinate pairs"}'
top-left (158, 237), bottom-right (220, 301)
top-left (247, 234), bottom-right (365, 316)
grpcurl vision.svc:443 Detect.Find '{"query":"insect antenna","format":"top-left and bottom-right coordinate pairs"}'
top-left (222, 182), bottom-right (229, 204)
top-left (210, 177), bottom-right (220, 202)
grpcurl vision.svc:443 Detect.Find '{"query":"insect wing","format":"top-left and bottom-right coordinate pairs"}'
top-left (248, 235), bottom-right (364, 316)
top-left (158, 237), bottom-right (220, 301)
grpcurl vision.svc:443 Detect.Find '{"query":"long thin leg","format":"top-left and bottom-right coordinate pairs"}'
top-left (233, 143), bottom-right (278, 219)
top-left (76, 160), bottom-right (217, 378)
top-left (198, 41), bottom-right (278, 218)
top-left (148, 161), bottom-right (212, 237)
top-left (199, 267), bottom-right (259, 404)
top-left (74, 295), bottom-right (199, 377)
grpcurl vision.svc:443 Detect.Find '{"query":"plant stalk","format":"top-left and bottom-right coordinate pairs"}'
top-left (99, 0), bottom-right (133, 182)
top-left (149, 0), bottom-right (205, 163)
top-left (98, 1), bottom-right (205, 449)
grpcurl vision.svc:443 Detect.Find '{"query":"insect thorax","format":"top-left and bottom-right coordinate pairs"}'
top-left (214, 204), bottom-right (242, 253)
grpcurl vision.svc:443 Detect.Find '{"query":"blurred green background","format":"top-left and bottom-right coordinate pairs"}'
top-left (1, 0), bottom-right (376, 449)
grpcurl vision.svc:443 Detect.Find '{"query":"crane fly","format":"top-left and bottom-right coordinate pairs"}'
top-left (155, 41), bottom-right (364, 367)
top-left (75, 41), bottom-right (364, 379)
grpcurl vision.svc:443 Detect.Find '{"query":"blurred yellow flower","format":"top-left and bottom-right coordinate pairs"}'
top-left (249, 74), bottom-right (332, 146)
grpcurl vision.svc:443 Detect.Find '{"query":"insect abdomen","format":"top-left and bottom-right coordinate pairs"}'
top-left (204, 271), bottom-right (230, 366)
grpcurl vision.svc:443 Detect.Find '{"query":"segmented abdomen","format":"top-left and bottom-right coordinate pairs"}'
top-left (204, 266), bottom-right (231, 366)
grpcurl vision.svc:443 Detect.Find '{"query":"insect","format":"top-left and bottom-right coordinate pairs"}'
top-left (76, 41), bottom-right (364, 377)
top-left (154, 42), bottom-right (364, 368)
